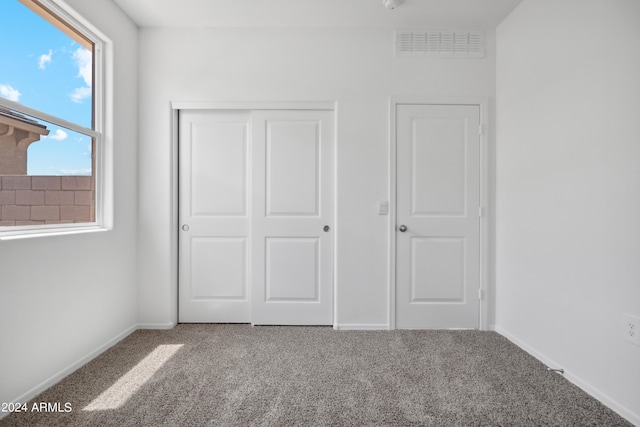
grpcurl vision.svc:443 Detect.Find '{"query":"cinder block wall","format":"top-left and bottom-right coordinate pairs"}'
top-left (0, 176), bottom-right (94, 226)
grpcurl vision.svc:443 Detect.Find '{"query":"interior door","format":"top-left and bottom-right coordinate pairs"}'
top-left (179, 109), bottom-right (334, 325)
top-left (178, 110), bottom-right (252, 322)
top-left (396, 104), bottom-right (480, 329)
top-left (251, 110), bottom-right (334, 325)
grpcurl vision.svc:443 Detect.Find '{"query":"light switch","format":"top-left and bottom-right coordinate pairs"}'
top-left (378, 201), bottom-right (389, 215)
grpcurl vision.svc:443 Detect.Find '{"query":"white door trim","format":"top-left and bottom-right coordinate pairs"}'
top-left (388, 96), bottom-right (491, 330)
top-left (172, 101), bottom-right (336, 111)
top-left (170, 101), bottom-right (338, 326)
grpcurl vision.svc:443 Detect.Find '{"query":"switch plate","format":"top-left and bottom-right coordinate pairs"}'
top-left (378, 201), bottom-right (389, 215)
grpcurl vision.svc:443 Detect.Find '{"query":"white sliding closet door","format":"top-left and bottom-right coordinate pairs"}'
top-left (179, 110), bottom-right (251, 322)
top-left (251, 110), bottom-right (334, 325)
top-left (179, 109), bottom-right (334, 325)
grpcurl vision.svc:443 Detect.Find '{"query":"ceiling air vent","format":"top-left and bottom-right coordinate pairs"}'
top-left (395, 30), bottom-right (485, 58)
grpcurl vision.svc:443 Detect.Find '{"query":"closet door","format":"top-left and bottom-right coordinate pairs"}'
top-left (178, 110), bottom-right (251, 322)
top-left (179, 109), bottom-right (334, 325)
top-left (251, 110), bottom-right (334, 325)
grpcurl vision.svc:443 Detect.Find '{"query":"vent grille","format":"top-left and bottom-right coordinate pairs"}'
top-left (396, 30), bottom-right (485, 58)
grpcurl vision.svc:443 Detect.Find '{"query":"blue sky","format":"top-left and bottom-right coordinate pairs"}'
top-left (0, 0), bottom-right (92, 176)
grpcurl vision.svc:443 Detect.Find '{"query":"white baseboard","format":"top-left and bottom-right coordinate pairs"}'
top-left (0, 324), bottom-right (137, 421)
top-left (137, 322), bottom-right (177, 330)
top-left (495, 326), bottom-right (640, 427)
top-left (334, 323), bottom-right (390, 330)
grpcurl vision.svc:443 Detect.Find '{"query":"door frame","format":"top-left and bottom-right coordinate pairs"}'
top-left (388, 97), bottom-right (491, 330)
top-left (170, 101), bottom-right (338, 326)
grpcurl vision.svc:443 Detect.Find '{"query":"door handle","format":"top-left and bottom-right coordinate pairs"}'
top-left (182, 224), bottom-right (190, 231)
top-left (323, 225), bottom-right (330, 232)
top-left (398, 225), bottom-right (407, 232)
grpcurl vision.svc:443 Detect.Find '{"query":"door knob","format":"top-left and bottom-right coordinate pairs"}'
top-left (398, 225), bottom-right (407, 232)
top-left (323, 225), bottom-right (330, 232)
top-left (182, 224), bottom-right (190, 231)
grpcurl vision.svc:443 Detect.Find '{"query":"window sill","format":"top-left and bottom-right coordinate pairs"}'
top-left (0, 224), bottom-right (108, 241)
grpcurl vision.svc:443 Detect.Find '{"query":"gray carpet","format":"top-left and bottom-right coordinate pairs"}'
top-left (1, 324), bottom-right (631, 426)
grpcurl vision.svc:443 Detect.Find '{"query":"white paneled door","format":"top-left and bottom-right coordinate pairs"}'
top-left (178, 111), bottom-right (252, 322)
top-left (179, 109), bottom-right (334, 325)
top-left (396, 104), bottom-right (481, 329)
top-left (251, 111), bottom-right (334, 325)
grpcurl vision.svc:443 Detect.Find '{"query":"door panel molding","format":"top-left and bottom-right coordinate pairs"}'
top-left (265, 120), bottom-right (321, 217)
top-left (389, 97), bottom-right (491, 330)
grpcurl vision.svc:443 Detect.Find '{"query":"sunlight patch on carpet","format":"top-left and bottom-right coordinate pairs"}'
top-left (83, 344), bottom-right (183, 411)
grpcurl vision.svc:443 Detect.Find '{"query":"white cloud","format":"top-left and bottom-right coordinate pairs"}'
top-left (69, 47), bottom-right (92, 103)
top-left (39, 49), bottom-right (53, 70)
top-left (45, 129), bottom-right (68, 141)
top-left (70, 86), bottom-right (92, 103)
top-left (58, 168), bottom-right (91, 176)
top-left (74, 47), bottom-right (92, 87)
top-left (0, 84), bottom-right (21, 102)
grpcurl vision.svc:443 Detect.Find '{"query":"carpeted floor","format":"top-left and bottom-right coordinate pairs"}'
top-left (1, 324), bottom-right (632, 426)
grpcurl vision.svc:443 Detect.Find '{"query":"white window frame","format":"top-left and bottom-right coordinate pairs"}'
top-left (0, 0), bottom-right (113, 240)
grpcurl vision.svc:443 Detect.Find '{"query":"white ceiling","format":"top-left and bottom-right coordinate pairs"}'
top-left (111, 0), bottom-right (524, 29)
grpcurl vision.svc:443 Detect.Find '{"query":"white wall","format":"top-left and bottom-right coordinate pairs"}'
top-left (495, 0), bottom-right (640, 423)
top-left (137, 28), bottom-right (496, 328)
top-left (0, 0), bottom-right (139, 407)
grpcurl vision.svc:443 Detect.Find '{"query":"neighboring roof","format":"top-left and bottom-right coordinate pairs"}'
top-left (0, 106), bottom-right (49, 134)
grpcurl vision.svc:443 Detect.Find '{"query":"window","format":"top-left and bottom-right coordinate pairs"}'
top-left (0, 0), bottom-right (109, 238)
